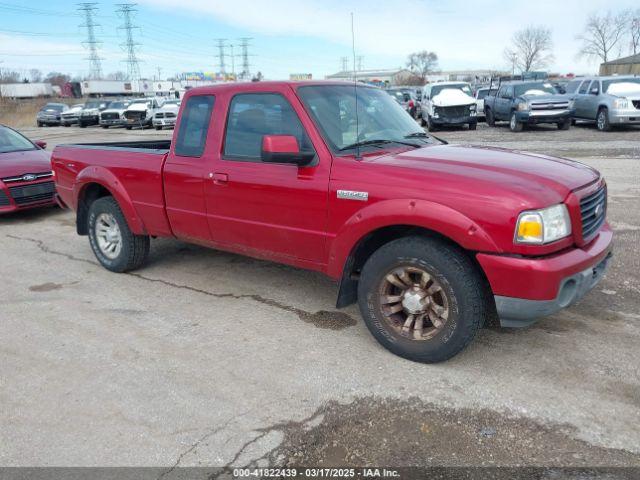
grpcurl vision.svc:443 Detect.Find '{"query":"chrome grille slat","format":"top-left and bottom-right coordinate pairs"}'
top-left (0, 190), bottom-right (9, 207)
top-left (580, 186), bottom-right (606, 240)
top-left (2, 171), bottom-right (53, 183)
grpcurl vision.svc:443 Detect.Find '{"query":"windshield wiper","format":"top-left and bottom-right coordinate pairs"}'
top-left (339, 138), bottom-right (420, 151)
top-left (404, 131), bottom-right (448, 145)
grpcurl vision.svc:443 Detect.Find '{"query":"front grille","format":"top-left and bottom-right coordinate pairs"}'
top-left (155, 113), bottom-right (165, 118)
top-left (580, 186), bottom-right (607, 240)
top-left (0, 190), bottom-right (9, 207)
top-left (632, 100), bottom-right (640, 110)
top-left (2, 171), bottom-right (52, 183)
top-left (530, 101), bottom-right (569, 110)
top-left (125, 111), bottom-right (146, 121)
top-left (101, 112), bottom-right (120, 120)
top-left (438, 105), bottom-right (470, 117)
top-left (165, 112), bottom-right (176, 118)
top-left (8, 181), bottom-right (55, 205)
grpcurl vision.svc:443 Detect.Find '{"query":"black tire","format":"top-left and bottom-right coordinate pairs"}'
top-left (126, 126), bottom-right (132, 130)
top-left (468, 122), bottom-right (477, 131)
top-left (509, 111), bottom-right (523, 132)
top-left (102, 125), bottom-right (109, 129)
top-left (485, 108), bottom-right (495, 127)
top-left (64, 124), bottom-right (71, 128)
top-left (426, 115), bottom-right (438, 132)
top-left (79, 122), bottom-right (87, 128)
top-left (570, 118), bottom-right (576, 126)
top-left (155, 126), bottom-right (162, 130)
top-left (558, 119), bottom-right (571, 130)
top-left (87, 196), bottom-right (150, 273)
top-left (37, 121), bottom-right (43, 127)
top-left (596, 107), bottom-right (611, 132)
top-left (357, 236), bottom-right (487, 363)
top-left (420, 116), bottom-right (427, 127)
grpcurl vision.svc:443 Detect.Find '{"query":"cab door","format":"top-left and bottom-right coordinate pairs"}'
top-left (203, 87), bottom-right (331, 266)
top-left (163, 94), bottom-right (216, 243)
top-left (573, 80), bottom-right (591, 119)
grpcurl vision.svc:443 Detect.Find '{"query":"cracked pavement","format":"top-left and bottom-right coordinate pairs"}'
top-left (1, 125), bottom-right (639, 469)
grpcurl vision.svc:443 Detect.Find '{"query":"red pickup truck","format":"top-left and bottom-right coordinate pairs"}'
top-left (52, 81), bottom-right (613, 363)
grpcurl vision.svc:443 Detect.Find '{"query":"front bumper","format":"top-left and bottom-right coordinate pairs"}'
top-left (0, 180), bottom-right (57, 214)
top-left (477, 225), bottom-right (613, 327)
top-left (609, 107), bottom-right (640, 125)
top-left (61, 116), bottom-right (79, 125)
top-left (79, 115), bottom-right (100, 125)
top-left (38, 117), bottom-right (61, 125)
top-left (152, 118), bottom-right (176, 127)
top-left (100, 118), bottom-right (125, 126)
top-left (516, 109), bottom-right (573, 124)
top-left (431, 114), bottom-right (476, 126)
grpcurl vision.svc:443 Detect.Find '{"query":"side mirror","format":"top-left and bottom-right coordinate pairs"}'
top-left (35, 140), bottom-right (47, 149)
top-left (261, 135), bottom-right (314, 166)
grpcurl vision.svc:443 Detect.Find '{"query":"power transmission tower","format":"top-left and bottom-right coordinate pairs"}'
top-left (340, 56), bottom-right (349, 72)
top-left (116, 3), bottom-right (141, 81)
top-left (356, 55), bottom-right (364, 71)
top-left (78, 2), bottom-right (103, 80)
top-left (237, 38), bottom-right (253, 80)
top-left (215, 38), bottom-right (227, 75)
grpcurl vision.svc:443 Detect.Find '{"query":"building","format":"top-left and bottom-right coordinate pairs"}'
top-left (325, 68), bottom-right (414, 86)
top-left (599, 54), bottom-right (640, 76)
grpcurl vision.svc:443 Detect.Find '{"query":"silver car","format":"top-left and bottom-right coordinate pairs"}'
top-left (567, 76), bottom-right (640, 131)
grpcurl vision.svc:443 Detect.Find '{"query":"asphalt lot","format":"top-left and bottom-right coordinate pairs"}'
top-left (1, 122), bottom-right (640, 471)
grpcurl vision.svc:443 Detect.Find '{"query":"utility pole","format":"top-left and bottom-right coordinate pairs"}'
top-left (237, 37), bottom-right (253, 80)
top-left (229, 43), bottom-right (235, 78)
top-left (340, 56), bottom-right (349, 72)
top-left (116, 3), bottom-right (141, 81)
top-left (156, 66), bottom-right (162, 81)
top-left (215, 38), bottom-right (227, 75)
top-left (78, 2), bottom-right (103, 80)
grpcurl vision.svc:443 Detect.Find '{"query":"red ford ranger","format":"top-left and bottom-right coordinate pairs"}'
top-left (52, 81), bottom-right (613, 363)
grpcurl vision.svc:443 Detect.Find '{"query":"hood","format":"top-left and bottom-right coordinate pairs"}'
top-left (519, 93), bottom-right (568, 102)
top-left (127, 103), bottom-right (149, 112)
top-left (368, 144), bottom-right (599, 204)
top-left (102, 107), bottom-right (128, 114)
top-left (432, 89), bottom-right (475, 107)
top-left (158, 104), bottom-right (179, 113)
top-left (607, 82), bottom-right (640, 98)
top-left (0, 149), bottom-right (51, 179)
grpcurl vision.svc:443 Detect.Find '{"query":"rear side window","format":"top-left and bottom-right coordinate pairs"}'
top-left (223, 93), bottom-right (312, 161)
top-left (175, 95), bottom-right (215, 157)
top-left (578, 81), bottom-right (590, 94)
top-left (564, 80), bottom-right (581, 94)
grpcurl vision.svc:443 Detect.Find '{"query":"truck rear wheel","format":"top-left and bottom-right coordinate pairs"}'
top-left (357, 236), bottom-right (487, 363)
top-left (88, 197), bottom-right (150, 273)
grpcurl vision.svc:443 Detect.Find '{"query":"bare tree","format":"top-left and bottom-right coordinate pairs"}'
top-left (0, 69), bottom-right (21, 84)
top-left (44, 72), bottom-right (70, 88)
top-left (630, 11), bottom-right (640, 55)
top-left (504, 26), bottom-right (554, 73)
top-left (406, 51), bottom-right (439, 82)
top-left (106, 71), bottom-right (127, 80)
top-left (29, 69), bottom-right (43, 83)
top-left (577, 11), bottom-right (627, 63)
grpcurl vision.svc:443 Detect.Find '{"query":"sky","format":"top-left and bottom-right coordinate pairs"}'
top-left (0, 0), bottom-right (638, 81)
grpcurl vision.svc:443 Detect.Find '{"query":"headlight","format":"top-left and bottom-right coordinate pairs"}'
top-left (469, 104), bottom-right (477, 112)
top-left (613, 98), bottom-right (629, 109)
top-left (516, 102), bottom-right (529, 111)
top-left (568, 99), bottom-right (575, 109)
top-left (515, 204), bottom-right (571, 244)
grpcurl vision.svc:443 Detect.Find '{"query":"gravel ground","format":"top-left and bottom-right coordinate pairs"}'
top-left (1, 123), bottom-right (639, 473)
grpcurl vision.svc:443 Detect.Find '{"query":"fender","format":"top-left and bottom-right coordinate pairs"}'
top-left (74, 165), bottom-right (147, 235)
top-left (326, 198), bottom-right (501, 279)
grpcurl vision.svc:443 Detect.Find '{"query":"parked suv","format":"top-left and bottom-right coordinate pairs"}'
top-left (79, 100), bottom-right (111, 128)
top-left (152, 99), bottom-right (181, 130)
top-left (123, 97), bottom-right (164, 130)
top-left (567, 76), bottom-right (640, 131)
top-left (484, 81), bottom-right (574, 132)
top-left (420, 82), bottom-right (477, 131)
top-left (99, 100), bottom-right (132, 128)
top-left (36, 103), bottom-right (69, 127)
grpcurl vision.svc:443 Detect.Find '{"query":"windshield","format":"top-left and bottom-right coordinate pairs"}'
top-left (85, 101), bottom-right (106, 109)
top-left (388, 90), bottom-right (412, 103)
top-left (476, 89), bottom-right (489, 99)
top-left (40, 104), bottom-right (64, 112)
top-left (297, 85), bottom-right (429, 153)
top-left (603, 78), bottom-right (640, 94)
top-left (514, 82), bottom-right (556, 96)
top-left (0, 126), bottom-right (35, 154)
top-left (108, 101), bottom-right (130, 109)
top-left (431, 84), bottom-right (472, 97)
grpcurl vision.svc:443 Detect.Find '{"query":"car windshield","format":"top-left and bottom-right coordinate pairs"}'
top-left (389, 90), bottom-right (412, 102)
top-left (431, 84), bottom-right (472, 96)
top-left (297, 85), bottom-right (431, 153)
top-left (85, 101), bottom-right (104, 109)
top-left (109, 101), bottom-right (130, 109)
top-left (0, 127), bottom-right (35, 154)
top-left (40, 104), bottom-right (64, 112)
top-left (603, 78), bottom-right (640, 94)
top-left (514, 82), bottom-right (557, 96)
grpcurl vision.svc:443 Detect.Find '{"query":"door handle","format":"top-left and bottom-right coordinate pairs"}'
top-left (210, 172), bottom-right (228, 185)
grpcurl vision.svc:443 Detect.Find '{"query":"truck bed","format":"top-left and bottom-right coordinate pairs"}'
top-left (52, 141), bottom-right (172, 237)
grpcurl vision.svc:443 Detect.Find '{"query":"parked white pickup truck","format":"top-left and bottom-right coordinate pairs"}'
top-left (152, 99), bottom-right (181, 130)
top-left (420, 82), bottom-right (477, 131)
top-left (123, 97), bottom-right (164, 130)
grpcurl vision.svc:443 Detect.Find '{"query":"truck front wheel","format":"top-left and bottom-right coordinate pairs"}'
top-left (357, 236), bottom-right (487, 363)
top-left (509, 112), bottom-right (523, 132)
top-left (485, 108), bottom-right (495, 126)
top-left (88, 196), bottom-right (150, 273)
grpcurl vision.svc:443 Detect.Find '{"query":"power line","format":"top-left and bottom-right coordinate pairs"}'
top-left (78, 2), bottom-right (103, 80)
top-left (116, 3), bottom-right (141, 81)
